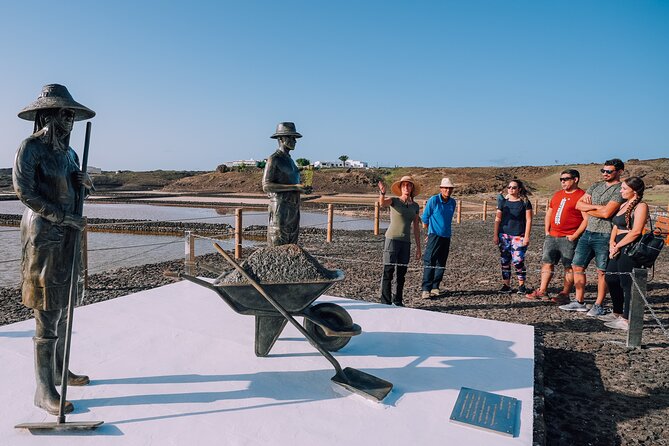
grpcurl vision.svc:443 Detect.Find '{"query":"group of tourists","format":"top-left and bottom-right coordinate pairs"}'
top-left (377, 159), bottom-right (650, 332)
top-left (550, 159), bottom-right (649, 332)
top-left (377, 176), bottom-right (456, 306)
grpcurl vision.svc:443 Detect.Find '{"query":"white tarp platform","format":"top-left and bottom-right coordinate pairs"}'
top-left (0, 280), bottom-right (535, 445)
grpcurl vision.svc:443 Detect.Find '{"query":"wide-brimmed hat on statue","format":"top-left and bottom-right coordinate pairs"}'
top-left (271, 122), bottom-right (302, 139)
top-left (18, 84), bottom-right (95, 122)
top-left (391, 175), bottom-right (421, 197)
top-left (439, 177), bottom-right (455, 188)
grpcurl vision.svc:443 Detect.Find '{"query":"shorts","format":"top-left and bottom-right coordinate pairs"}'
top-left (572, 230), bottom-right (610, 271)
top-left (541, 235), bottom-right (577, 267)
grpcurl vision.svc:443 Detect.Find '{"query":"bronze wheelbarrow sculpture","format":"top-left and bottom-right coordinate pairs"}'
top-left (166, 243), bottom-right (392, 402)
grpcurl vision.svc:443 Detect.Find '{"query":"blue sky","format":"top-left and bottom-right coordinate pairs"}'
top-left (1, 0), bottom-right (667, 170)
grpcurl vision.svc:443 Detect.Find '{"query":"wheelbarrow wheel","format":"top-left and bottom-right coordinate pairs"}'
top-left (304, 303), bottom-right (353, 352)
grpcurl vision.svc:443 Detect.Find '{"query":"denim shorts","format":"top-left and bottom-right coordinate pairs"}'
top-left (541, 235), bottom-right (577, 267)
top-left (572, 230), bottom-right (610, 270)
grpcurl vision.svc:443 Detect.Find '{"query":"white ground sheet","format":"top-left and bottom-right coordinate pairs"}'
top-left (1, 280), bottom-right (534, 445)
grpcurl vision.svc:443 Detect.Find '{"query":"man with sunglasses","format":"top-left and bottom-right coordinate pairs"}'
top-left (559, 159), bottom-right (625, 315)
top-left (525, 169), bottom-right (587, 302)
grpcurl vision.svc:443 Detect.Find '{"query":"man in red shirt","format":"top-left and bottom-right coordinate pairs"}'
top-left (525, 169), bottom-right (588, 302)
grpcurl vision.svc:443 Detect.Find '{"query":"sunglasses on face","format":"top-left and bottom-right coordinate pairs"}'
top-left (600, 169), bottom-right (615, 174)
top-left (559, 177), bottom-right (573, 181)
top-left (507, 186), bottom-right (518, 189)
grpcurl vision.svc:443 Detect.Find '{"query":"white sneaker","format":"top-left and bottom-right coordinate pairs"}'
top-left (604, 318), bottom-right (629, 331)
top-left (430, 288), bottom-right (442, 297)
top-left (421, 290), bottom-right (431, 299)
top-left (558, 300), bottom-right (588, 312)
top-left (598, 313), bottom-right (619, 322)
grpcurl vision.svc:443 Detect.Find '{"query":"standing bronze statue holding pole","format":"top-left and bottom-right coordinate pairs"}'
top-left (12, 84), bottom-right (95, 418)
top-left (262, 122), bottom-right (309, 246)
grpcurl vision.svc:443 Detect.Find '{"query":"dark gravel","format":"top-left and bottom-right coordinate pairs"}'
top-left (215, 244), bottom-right (339, 284)
top-left (1, 219), bottom-right (668, 445)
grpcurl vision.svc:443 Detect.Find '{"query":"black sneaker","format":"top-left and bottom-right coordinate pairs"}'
top-left (517, 284), bottom-right (528, 295)
top-left (499, 285), bottom-right (512, 294)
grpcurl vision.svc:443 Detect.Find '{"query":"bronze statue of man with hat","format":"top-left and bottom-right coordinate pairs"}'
top-left (13, 84), bottom-right (95, 415)
top-left (262, 122), bottom-right (308, 246)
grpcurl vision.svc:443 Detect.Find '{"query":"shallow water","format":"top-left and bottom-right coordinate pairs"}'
top-left (0, 201), bottom-right (386, 285)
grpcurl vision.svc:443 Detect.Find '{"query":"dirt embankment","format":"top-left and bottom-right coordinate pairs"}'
top-left (160, 158), bottom-right (669, 203)
top-left (3, 159), bottom-right (669, 204)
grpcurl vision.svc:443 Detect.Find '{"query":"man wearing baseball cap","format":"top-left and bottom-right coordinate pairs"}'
top-left (420, 178), bottom-right (457, 298)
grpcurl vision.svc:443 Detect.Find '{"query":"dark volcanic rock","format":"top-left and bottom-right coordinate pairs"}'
top-left (215, 244), bottom-right (339, 284)
top-left (2, 219), bottom-right (668, 445)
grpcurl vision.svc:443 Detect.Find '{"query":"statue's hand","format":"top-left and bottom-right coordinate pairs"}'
top-left (73, 171), bottom-right (94, 190)
top-left (61, 213), bottom-right (86, 231)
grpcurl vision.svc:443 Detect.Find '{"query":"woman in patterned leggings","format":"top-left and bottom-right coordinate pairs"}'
top-left (494, 179), bottom-right (533, 294)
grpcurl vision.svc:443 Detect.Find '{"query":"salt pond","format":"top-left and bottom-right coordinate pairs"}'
top-left (0, 201), bottom-right (386, 285)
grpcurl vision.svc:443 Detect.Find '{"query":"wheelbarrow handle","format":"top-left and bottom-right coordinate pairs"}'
top-left (212, 243), bottom-right (344, 375)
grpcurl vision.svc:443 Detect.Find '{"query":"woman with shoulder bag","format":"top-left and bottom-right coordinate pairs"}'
top-left (601, 177), bottom-right (649, 330)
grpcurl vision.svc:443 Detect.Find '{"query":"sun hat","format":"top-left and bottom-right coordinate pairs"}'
top-left (18, 84), bottom-right (95, 121)
top-left (439, 177), bottom-right (455, 188)
top-left (270, 122), bottom-right (302, 139)
top-left (391, 175), bottom-right (421, 197)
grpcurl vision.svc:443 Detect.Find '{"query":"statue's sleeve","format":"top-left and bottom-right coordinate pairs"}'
top-left (12, 140), bottom-right (64, 223)
top-left (262, 155), bottom-right (277, 192)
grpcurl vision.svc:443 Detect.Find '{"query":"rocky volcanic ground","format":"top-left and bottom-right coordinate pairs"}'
top-left (1, 220), bottom-right (668, 445)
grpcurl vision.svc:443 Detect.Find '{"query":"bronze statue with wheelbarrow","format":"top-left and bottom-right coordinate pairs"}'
top-left (167, 243), bottom-right (393, 402)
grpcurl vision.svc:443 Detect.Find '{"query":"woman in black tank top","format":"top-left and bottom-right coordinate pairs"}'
top-left (603, 177), bottom-right (648, 330)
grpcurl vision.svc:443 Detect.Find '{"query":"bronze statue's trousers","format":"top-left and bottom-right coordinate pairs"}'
top-left (54, 312), bottom-right (90, 386)
top-left (32, 309), bottom-right (84, 415)
top-left (32, 326), bottom-right (74, 415)
top-left (33, 309), bottom-right (90, 386)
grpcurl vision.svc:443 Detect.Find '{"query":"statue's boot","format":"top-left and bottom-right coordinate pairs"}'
top-left (34, 337), bottom-right (74, 415)
top-left (54, 335), bottom-right (90, 386)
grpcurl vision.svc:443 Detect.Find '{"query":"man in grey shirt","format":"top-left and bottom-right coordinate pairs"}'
top-left (560, 159), bottom-right (625, 314)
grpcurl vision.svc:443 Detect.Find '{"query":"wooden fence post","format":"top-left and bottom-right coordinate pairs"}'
top-left (235, 208), bottom-right (242, 260)
top-left (482, 200), bottom-right (487, 221)
top-left (456, 199), bottom-right (462, 224)
top-left (534, 199), bottom-right (539, 214)
top-left (627, 268), bottom-right (647, 348)
top-left (185, 231), bottom-right (195, 275)
top-left (374, 202), bottom-right (380, 236)
top-left (327, 204), bottom-right (334, 243)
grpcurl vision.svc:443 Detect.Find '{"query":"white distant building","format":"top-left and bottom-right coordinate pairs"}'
top-left (87, 166), bottom-right (102, 174)
top-left (345, 159), bottom-right (368, 168)
top-left (313, 159), bottom-right (368, 169)
top-left (224, 158), bottom-right (263, 168)
top-left (313, 161), bottom-right (344, 168)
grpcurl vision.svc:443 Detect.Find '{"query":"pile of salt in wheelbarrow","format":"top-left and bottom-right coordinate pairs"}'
top-left (166, 243), bottom-right (393, 402)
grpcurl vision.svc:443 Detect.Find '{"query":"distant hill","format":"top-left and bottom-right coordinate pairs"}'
top-left (2, 160), bottom-right (668, 205)
top-left (162, 158), bottom-right (669, 204)
top-left (88, 170), bottom-right (207, 191)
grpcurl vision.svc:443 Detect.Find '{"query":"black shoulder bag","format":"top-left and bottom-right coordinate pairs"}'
top-left (624, 217), bottom-right (665, 268)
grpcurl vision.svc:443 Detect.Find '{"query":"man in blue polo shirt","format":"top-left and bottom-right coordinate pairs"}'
top-left (421, 177), bottom-right (457, 298)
